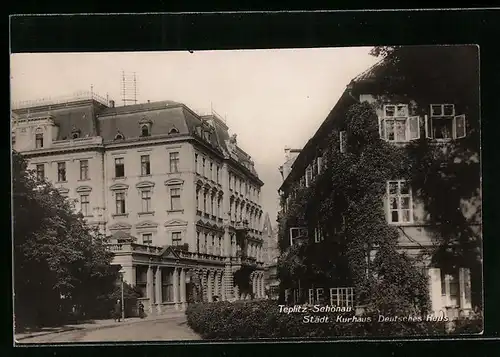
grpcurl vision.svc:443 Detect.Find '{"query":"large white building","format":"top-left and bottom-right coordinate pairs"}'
top-left (12, 92), bottom-right (266, 314)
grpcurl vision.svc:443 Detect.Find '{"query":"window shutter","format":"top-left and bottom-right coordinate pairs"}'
top-left (459, 268), bottom-right (472, 310)
top-left (308, 289), bottom-right (314, 305)
top-left (317, 156), bottom-right (322, 174)
top-left (340, 131), bottom-right (347, 153)
top-left (316, 288), bottom-right (324, 303)
top-left (379, 118), bottom-right (386, 140)
top-left (424, 115), bottom-right (432, 139)
top-left (428, 268), bottom-right (442, 315)
top-left (454, 115), bottom-right (466, 139)
top-left (409, 116), bottom-right (420, 140)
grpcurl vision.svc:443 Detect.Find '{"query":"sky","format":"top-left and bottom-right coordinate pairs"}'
top-left (10, 48), bottom-right (379, 225)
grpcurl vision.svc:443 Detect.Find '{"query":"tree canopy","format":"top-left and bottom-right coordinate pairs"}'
top-left (13, 151), bottom-right (120, 328)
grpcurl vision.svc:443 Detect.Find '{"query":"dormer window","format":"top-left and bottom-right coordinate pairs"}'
top-left (139, 117), bottom-right (152, 137)
top-left (141, 124), bottom-right (150, 137)
top-left (169, 127), bottom-right (179, 135)
top-left (72, 132), bottom-right (80, 139)
top-left (114, 132), bottom-right (124, 140)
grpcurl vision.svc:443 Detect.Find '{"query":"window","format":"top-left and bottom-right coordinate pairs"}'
top-left (169, 127), bottom-right (179, 135)
top-left (115, 158), bottom-right (125, 178)
top-left (170, 188), bottom-right (181, 211)
top-left (12, 134), bottom-right (16, 147)
top-left (142, 233), bottom-right (153, 245)
top-left (379, 104), bottom-right (420, 142)
top-left (114, 133), bottom-right (124, 140)
top-left (439, 268), bottom-right (472, 309)
top-left (172, 232), bottom-right (182, 246)
top-left (202, 158), bottom-right (206, 176)
top-left (141, 124), bottom-right (151, 137)
top-left (141, 190), bottom-right (152, 212)
top-left (141, 155), bottom-right (151, 176)
top-left (115, 192), bottom-right (126, 214)
top-left (135, 267), bottom-right (148, 298)
top-left (162, 270), bottom-right (173, 302)
top-left (79, 160), bottom-right (89, 180)
top-left (196, 232), bottom-right (200, 253)
top-left (36, 164), bottom-right (45, 181)
top-left (216, 165), bottom-right (220, 183)
top-left (339, 131), bottom-right (347, 153)
top-left (217, 198), bottom-right (222, 219)
top-left (72, 132), bottom-right (80, 139)
top-left (195, 154), bottom-right (198, 174)
top-left (170, 152), bottom-right (180, 173)
top-left (80, 194), bottom-right (90, 216)
top-left (387, 180), bottom-right (413, 224)
top-left (35, 133), bottom-right (44, 148)
top-left (314, 227), bottom-right (324, 243)
top-left (57, 162), bottom-right (66, 182)
top-left (203, 192), bottom-right (207, 212)
top-left (330, 287), bottom-right (354, 308)
top-left (426, 104), bottom-right (466, 140)
top-left (210, 162), bottom-right (213, 180)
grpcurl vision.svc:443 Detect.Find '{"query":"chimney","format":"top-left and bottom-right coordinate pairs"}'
top-left (147, 100), bottom-right (150, 103)
top-left (109, 100), bottom-right (115, 108)
top-left (284, 146), bottom-right (291, 161)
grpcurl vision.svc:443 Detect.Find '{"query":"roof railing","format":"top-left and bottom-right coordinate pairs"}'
top-left (11, 90), bottom-right (111, 109)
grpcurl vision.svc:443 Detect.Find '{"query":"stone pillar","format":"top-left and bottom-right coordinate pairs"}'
top-left (260, 274), bottom-right (265, 298)
top-left (123, 265), bottom-right (136, 286)
top-left (155, 266), bottom-right (162, 314)
top-left (213, 271), bottom-right (219, 298)
top-left (219, 272), bottom-right (225, 301)
top-left (207, 270), bottom-right (214, 302)
top-left (147, 265), bottom-right (154, 313)
top-left (252, 273), bottom-right (257, 296)
top-left (180, 268), bottom-right (187, 309)
top-left (173, 267), bottom-right (179, 309)
top-left (201, 270), bottom-right (208, 302)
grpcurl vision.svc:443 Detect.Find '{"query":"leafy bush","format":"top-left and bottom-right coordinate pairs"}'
top-left (186, 300), bottom-right (482, 340)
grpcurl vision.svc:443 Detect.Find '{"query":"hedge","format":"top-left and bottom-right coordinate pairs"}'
top-left (186, 300), bottom-right (483, 340)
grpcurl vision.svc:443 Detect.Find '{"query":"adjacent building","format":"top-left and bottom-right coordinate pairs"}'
top-left (262, 212), bottom-right (279, 299)
top-left (12, 92), bottom-right (266, 314)
top-left (278, 56), bottom-right (481, 319)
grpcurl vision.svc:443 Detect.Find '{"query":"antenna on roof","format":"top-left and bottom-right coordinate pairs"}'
top-left (121, 71), bottom-right (138, 106)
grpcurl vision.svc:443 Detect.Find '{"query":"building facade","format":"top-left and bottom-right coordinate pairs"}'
top-left (12, 92), bottom-right (266, 314)
top-left (262, 213), bottom-right (279, 299)
top-left (278, 56), bottom-right (481, 319)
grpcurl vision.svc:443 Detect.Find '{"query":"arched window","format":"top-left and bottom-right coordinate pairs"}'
top-left (141, 125), bottom-right (150, 137)
top-left (169, 127), bottom-right (179, 135)
top-left (114, 133), bottom-right (124, 140)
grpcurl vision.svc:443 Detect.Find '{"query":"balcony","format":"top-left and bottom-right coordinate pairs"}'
top-left (235, 220), bottom-right (249, 231)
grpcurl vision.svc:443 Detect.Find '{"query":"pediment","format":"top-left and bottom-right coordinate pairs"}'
top-left (110, 183), bottom-right (129, 191)
top-left (159, 246), bottom-right (180, 260)
top-left (136, 220), bottom-right (159, 229)
top-left (136, 181), bottom-right (155, 189)
top-left (164, 219), bottom-right (188, 227)
top-left (109, 222), bottom-right (133, 231)
top-left (57, 187), bottom-right (69, 194)
top-left (138, 116), bottom-right (152, 125)
top-left (76, 185), bottom-right (92, 193)
top-left (165, 178), bottom-right (184, 186)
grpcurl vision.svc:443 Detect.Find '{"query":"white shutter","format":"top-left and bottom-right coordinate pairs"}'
top-left (409, 116), bottom-right (420, 140)
top-left (316, 288), bottom-right (324, 303)
top-left (317, 156), bottom-right (322, 174)
top-left (428, 268), bottom-right (442, 315)
top-left (379, 118), bottom-right (386, 140)
top-left (459, 268), bottom-right (472, 310)
top-left (424, 115), bottom-right (432, 139)
top-left (454, 115), bottom-right (466, 139)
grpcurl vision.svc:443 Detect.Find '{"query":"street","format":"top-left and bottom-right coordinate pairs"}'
top-left (17, 315), bottom-right (201, 343)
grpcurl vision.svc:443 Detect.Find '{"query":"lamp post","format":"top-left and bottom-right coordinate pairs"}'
top-left (119, 268), bottom-right (125, 321)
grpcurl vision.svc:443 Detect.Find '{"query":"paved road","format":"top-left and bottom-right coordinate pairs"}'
top-left (18, 315), bottom-right (201, 343)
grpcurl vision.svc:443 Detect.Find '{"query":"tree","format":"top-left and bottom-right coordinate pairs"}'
top-left (13, 151), bottom-right (119, 329)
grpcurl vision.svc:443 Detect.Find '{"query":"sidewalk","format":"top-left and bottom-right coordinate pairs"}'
top-left (15, 312), bottom-right (186, 342)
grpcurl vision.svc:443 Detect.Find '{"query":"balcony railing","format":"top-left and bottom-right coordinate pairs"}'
top-left (12, 90), bottom-right (111, 110)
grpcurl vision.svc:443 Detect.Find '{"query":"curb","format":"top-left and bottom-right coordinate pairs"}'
top-left (15, 313), bottom-right (187, 342)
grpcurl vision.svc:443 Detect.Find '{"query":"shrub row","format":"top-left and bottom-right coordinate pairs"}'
top-left (186, 300), bottom-right (482, 340)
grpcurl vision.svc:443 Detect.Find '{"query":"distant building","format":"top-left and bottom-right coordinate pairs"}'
top-left (12, 92), bottom-right (266, 314)
top-left (278, 147), bottom-right (301, 182)
top-left (262, 213), bottom-right (279, 299)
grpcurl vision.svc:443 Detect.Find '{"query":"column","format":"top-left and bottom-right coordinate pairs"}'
top-left (180, 268), bottom-right (186, 309)
top-left (213, 271), bottom-right (219, 298)
top-left (123, 266), bottom-right (136, 286)
top-left (207, 271), bottom-right (213, 302)
top-left (260, 274), bottom-right (265, 298)
top-left (252, 274), bottom-right (257, 296)
top-left (147, 265), bottom-right (154, 312)
top-left (173, 267), bottom-right (179, 309)
top-left (220, 273), bottom-right (226, 301)
top-left (224, 264), bottom-right (234, 300)
top-left (155, 266), bottom-right (162, 314)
